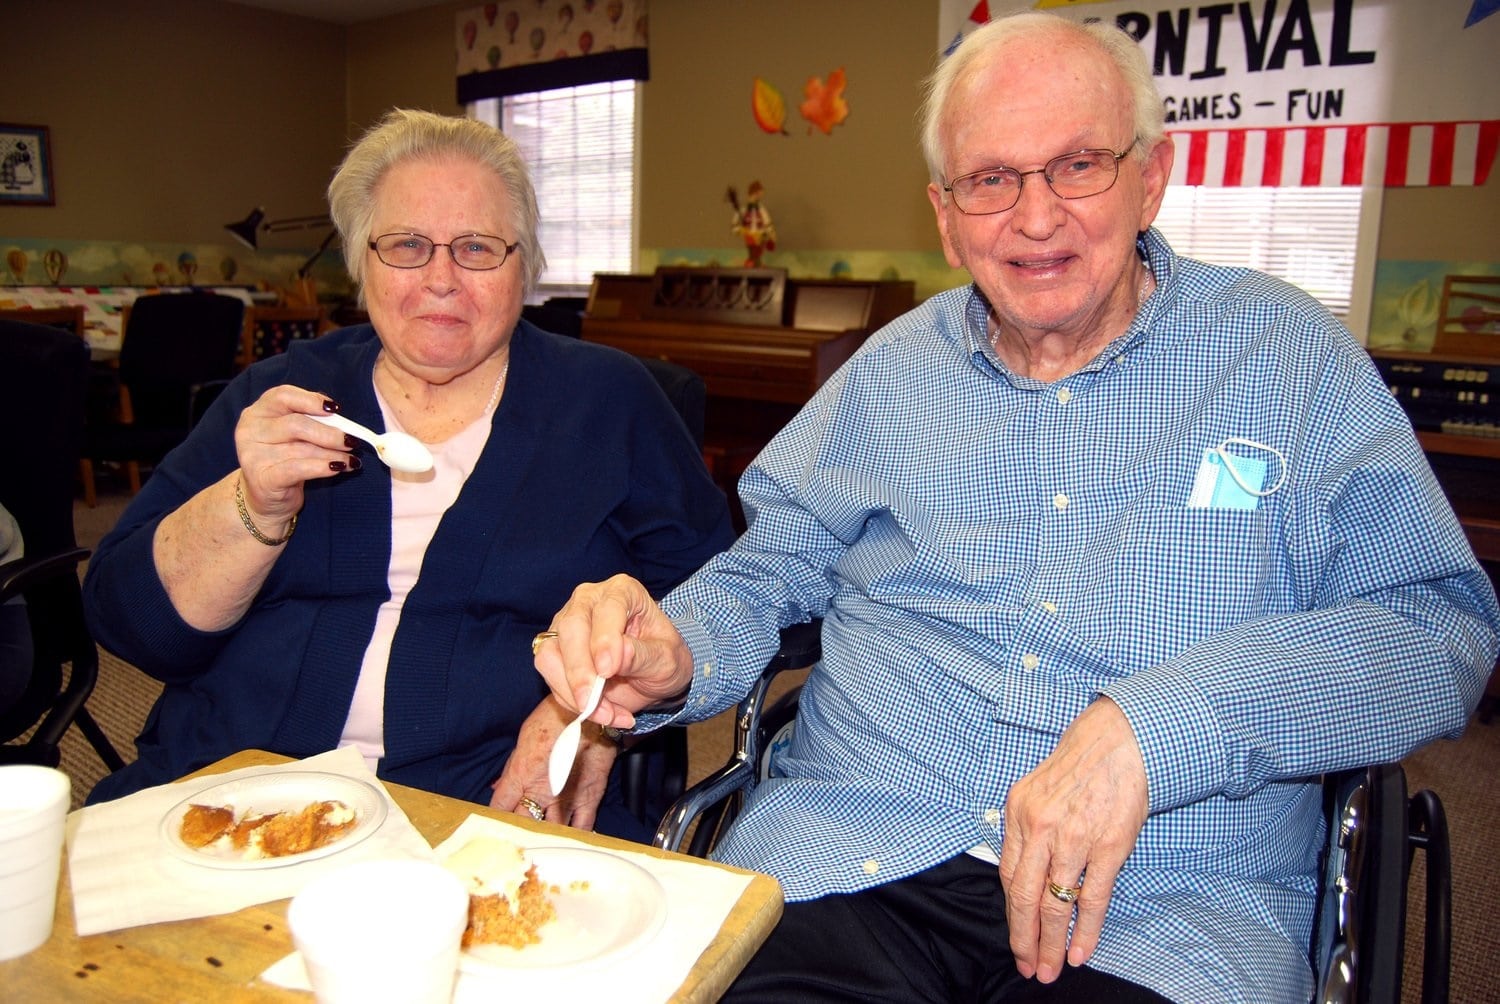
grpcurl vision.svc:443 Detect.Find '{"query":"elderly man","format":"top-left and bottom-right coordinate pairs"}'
top-left (535, 11), bottom-right (1500, 1002)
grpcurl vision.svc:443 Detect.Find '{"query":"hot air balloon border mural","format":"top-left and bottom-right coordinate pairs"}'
top-left (0, 124), bottom-right (55, 205)
top-left (42, 249), bottom-right (68, 285)
top-left (0, 235), bottom-right (355, 299)
top-left (453, 0), bottom-right (645, 79)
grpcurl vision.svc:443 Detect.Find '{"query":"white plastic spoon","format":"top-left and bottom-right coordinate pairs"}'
top-left (547, 675), bottom-right (606, 796)
top-left (312, 413), bottom-right (434, 474)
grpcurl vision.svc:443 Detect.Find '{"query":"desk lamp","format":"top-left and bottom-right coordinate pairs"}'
top-left (224, 207), bottom-right (341, 303)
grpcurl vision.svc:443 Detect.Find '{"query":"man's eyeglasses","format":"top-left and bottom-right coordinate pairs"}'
top-left (943, 141), bottom-right (1138, 215)
top-left (367, 232), bottom-right (519, 271)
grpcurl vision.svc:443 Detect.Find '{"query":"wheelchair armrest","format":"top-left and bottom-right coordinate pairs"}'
top-left (0, 548), bottom-right (90, 604)
top-left (765, 619), bottom-right (821, 672)
top-left (652, 619), bottom-right (822, 855)
top-left (654, 758), bottom-right (757, 853)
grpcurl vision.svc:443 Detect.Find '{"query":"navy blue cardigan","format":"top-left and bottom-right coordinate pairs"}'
top-left (83, 321), bottom-right (733, 835)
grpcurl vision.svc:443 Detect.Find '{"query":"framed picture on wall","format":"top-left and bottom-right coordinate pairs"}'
top-left (0, 124), bottom-right (55, 206)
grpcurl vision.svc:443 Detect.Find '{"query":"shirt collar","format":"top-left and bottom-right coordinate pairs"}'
top-left (962, 227), bottom-right (1177, 378)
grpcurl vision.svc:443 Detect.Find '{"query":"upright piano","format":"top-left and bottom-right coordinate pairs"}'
top-left (583, 267), bottom-right (915, 512)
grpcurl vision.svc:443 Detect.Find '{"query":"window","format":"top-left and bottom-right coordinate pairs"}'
top-left (1153, 185), bottom-right (1380, 336)
top-left (471, 80), bottom-right (639, 301)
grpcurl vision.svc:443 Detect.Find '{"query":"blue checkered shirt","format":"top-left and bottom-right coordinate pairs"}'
top-left (649, 229), bottom-right (1500, 1003)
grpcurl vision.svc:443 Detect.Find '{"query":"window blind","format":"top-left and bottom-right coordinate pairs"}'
top-left (484, 80), bottom-right (638, 298)
top-left (1153, 186), bottom-right (1365, 318)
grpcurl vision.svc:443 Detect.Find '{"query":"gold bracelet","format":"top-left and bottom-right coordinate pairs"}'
top-left (233, 475), bottom-right (298, 546)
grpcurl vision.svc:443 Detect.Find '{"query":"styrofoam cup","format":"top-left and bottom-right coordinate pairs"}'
top-left (0, 765), bottom-right (71, 961)
top-left (289, 858), bottom-right (469, 1004)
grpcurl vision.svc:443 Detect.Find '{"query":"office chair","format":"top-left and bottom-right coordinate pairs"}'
top-left (0, 319), bottom-right (124, 770)
top-left (656, 619), bottom-right (1453, 1002)
top-left (520, 298), bottom-right (587, 339)
top-left (80, 291), bottom-right (244, 505)
top-left (637, 356), bottom-right (707, 451)
top-left (521, 306), bottom-right (712, 486)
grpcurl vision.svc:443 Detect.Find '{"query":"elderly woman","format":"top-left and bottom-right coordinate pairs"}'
top-left (82, 109), bottom-right (733, 840)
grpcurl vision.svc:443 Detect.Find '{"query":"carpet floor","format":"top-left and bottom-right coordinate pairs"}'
top-left (53, 485), bottom-right (1500, 1003)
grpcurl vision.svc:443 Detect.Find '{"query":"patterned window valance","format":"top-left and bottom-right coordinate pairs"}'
top-left (456, 0), bottom-right (648, 103)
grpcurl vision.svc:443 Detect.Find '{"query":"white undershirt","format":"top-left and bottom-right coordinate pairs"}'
top-left (338, 387), bottom-right (495, 771)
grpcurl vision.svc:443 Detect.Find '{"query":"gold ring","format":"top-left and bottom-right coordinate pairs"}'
top-left (518, 795), bottom-right (545, 821)
top-left (531, 630), bottom-right (559, 656)
top-left (1047, 881), bottom-right (1081, 904)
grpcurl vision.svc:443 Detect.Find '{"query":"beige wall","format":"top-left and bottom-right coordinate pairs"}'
top-left (1379, 183), bottom-right (1500, 263)
top-left (0, 0), bottom-right (348, 248)
top-left (345, 3), bottom-right (466, 138)
top-left (1, 0), bottom-right (1494, 274)
top-left (639, 0), bottom-right (937, 252)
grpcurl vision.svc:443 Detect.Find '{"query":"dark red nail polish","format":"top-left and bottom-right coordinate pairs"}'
top-left (329, 460), bottom-right (347, 472)
top-left (344, 434), bottom-right (358, 449)
top-left (322, 399), bottom-right (340, 413)
top-left (347, 455), bottom-right (363, 470)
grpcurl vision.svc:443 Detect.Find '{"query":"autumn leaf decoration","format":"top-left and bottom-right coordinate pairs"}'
top-left (751, 77), bottom-right (789, 135)
top-left (800, 67), bottom-right (849, 135)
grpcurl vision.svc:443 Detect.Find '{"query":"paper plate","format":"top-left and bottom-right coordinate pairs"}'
top-left (159, 771), bottom-right (387, 870)
top-left (458, 846), bottom-right (667, 971)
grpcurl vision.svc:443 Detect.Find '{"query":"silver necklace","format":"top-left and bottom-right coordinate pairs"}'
top-left (483, 360), bottom-right (509, 414)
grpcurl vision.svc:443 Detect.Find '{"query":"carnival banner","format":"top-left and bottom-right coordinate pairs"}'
top-left (937, 0), bottom-right (1500, 187)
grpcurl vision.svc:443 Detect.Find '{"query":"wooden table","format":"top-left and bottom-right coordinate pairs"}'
top-left (2, 750), bottom-right (784, 1002)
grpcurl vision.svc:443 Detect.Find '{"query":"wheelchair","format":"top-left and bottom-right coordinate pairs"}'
top-left (655, 621), bottom-right (1453, 1004)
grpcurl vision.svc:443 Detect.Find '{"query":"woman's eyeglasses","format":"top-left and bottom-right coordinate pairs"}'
top-left (367, 232), bottom-right (518, 271)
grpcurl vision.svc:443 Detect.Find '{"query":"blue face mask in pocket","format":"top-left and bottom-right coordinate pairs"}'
top-left (1187, 438), bottom-right (1286, 510)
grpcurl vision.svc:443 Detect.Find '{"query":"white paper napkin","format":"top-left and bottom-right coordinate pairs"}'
top-left (261, 812), bottom-right (760, 1001)
top-left (65, 746), bottom-right (433, 936)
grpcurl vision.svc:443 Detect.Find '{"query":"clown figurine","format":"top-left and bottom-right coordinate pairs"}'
top-left (728, 180), bottom-right (777, 268)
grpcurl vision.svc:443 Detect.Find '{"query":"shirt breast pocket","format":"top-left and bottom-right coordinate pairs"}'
top-left (1087, 505), bottom-right (1274, 665)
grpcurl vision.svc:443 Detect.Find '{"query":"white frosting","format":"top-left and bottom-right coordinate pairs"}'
top-left (441, 837), bottom-right (531, 901)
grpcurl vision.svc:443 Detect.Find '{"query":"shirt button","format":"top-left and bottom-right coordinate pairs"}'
top-left (983, 808), bottom-right (1001, 826)
top-left (862, 859), bottom-right (880, 875)
top-left (1041, 601), bottom-right (1058, 614)
top-left (701, 662), bottom-right (713, 678)
top-left (1056, 387), bottom-right (1072, 405)
top-left (1021, 653), bottom-right (1040, 671)
top-left (1053, 493), bottom-right (1070, 510)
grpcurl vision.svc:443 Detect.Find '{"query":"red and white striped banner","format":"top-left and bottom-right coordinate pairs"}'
top-left (1169, 120), bottom-right (1500, 187)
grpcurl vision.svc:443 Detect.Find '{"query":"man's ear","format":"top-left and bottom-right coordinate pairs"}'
top-left (927, 182), bottom-right (966, 270)
top-left (1137, 137), bottom-right (1175, 231)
